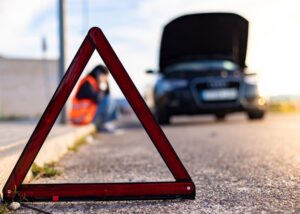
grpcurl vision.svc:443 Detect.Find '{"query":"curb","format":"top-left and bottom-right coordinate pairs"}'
top-left (0, 124), bottom-right (96, 198)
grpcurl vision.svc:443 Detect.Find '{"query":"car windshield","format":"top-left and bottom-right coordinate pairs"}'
top-left (164, 60), bottom-right (238, 73)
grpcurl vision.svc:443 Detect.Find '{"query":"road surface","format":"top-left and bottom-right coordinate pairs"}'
top-left (18, 113), bottom-right (299, 213)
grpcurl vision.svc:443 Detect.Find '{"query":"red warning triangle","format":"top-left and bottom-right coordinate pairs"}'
top-left (2, 27), bottom-right (195, 202)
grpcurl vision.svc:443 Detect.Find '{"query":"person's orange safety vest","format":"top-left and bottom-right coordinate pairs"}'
top-left (69, 76), bottom-right (99, 125)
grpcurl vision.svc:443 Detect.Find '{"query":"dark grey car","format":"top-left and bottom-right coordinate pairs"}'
top-left (147, 13), bottom-right (267, 124)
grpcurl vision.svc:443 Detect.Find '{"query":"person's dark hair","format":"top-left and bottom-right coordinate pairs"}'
top-left (89, 65), bottom-right (109, 79)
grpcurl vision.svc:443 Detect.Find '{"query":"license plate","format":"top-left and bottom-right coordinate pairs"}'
top-left (201, 88), bottom-right (238, 101)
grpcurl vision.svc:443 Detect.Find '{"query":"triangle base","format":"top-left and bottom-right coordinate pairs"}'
top-left (5, 182), bottom-right (195, 202)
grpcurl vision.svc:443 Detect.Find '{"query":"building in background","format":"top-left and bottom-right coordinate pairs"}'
top-left (0, 56), bottom-right (58, 119)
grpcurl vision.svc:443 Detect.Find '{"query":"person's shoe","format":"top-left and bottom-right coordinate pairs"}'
top-left (101, 122), bottom-right (115, 132)
top-left (101, 122), bottom-right (124, 135)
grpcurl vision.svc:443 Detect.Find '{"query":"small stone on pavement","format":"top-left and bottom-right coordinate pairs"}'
top-left (8, 202), bottom-right (21, 210)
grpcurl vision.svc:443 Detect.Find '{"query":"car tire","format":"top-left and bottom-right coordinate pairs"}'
top-left (247, 110), bottom-right (265, 120)
top-left (156, 109), bottom-right (171, 125)
top-left (215, 113), bottom-right (226, 121)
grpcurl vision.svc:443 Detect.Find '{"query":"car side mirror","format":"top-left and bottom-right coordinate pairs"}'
top-left (146, 69), bottom-right (155, 74)
top-left (244, 67), bottom-right (257, 76)
top-left (244, 72), bottom-right (257, 77)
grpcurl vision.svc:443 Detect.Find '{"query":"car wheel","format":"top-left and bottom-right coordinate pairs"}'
top-left (156, 109), bottom-right (171, 125)
top-left (247, 110), bottom-right (265, 120)
top-left (215, 113), bottom-right (226, 121)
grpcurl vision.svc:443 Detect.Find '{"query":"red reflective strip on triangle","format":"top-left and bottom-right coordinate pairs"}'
top-left (52, 195), bottom-right (59, 202)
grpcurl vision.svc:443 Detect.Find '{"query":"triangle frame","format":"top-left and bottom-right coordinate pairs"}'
top-left (2, 27), bottom-right (195, 202)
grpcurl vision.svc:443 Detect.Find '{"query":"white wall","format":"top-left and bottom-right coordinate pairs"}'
top-left (0, 57), bottom-right (58, 118)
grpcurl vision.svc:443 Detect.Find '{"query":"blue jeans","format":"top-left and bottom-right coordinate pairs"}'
top-left (93, 95), bottom-right (118, 130)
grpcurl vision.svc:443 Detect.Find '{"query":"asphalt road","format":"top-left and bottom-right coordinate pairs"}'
top-left (18, 113), bottom-right (299, 213)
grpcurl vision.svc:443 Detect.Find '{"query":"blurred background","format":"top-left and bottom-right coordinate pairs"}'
top-left (1, 1), bottom-right (300, 211)
top-left (1, 0), bottom-right (300, 119)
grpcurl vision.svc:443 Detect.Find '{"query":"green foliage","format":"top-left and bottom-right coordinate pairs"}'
top-left (31, 163), bottom-right (43, 177)
top-left (269, 101), bottom-right (297, 112)
top-left (68, 136), bottom-right (88, 152)
top-left (31, 162), bottom-right (61, 179)
top-left (0, 203), bottom-right (9, 214)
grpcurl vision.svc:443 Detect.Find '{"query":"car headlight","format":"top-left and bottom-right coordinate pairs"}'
top-left (157, 79), bottom-right (188, 91)
top-left (155, 79), bottom-right (188, 96)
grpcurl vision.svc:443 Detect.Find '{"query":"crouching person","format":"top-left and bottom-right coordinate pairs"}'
top-left (69, 65), bottom-right (118, 132)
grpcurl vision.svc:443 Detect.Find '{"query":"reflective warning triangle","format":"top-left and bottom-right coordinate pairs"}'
top-left (3, 27), bottom-right (195, 202)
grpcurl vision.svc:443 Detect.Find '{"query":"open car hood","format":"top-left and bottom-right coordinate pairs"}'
top-left (159, 13), bottom-right (248, 71)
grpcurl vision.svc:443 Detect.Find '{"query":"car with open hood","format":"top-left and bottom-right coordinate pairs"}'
top-left (146, 13), bottom-right (267, 124)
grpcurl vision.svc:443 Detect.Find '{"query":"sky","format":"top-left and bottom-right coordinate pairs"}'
top-left (0, 0), bottom-right (300, 97)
